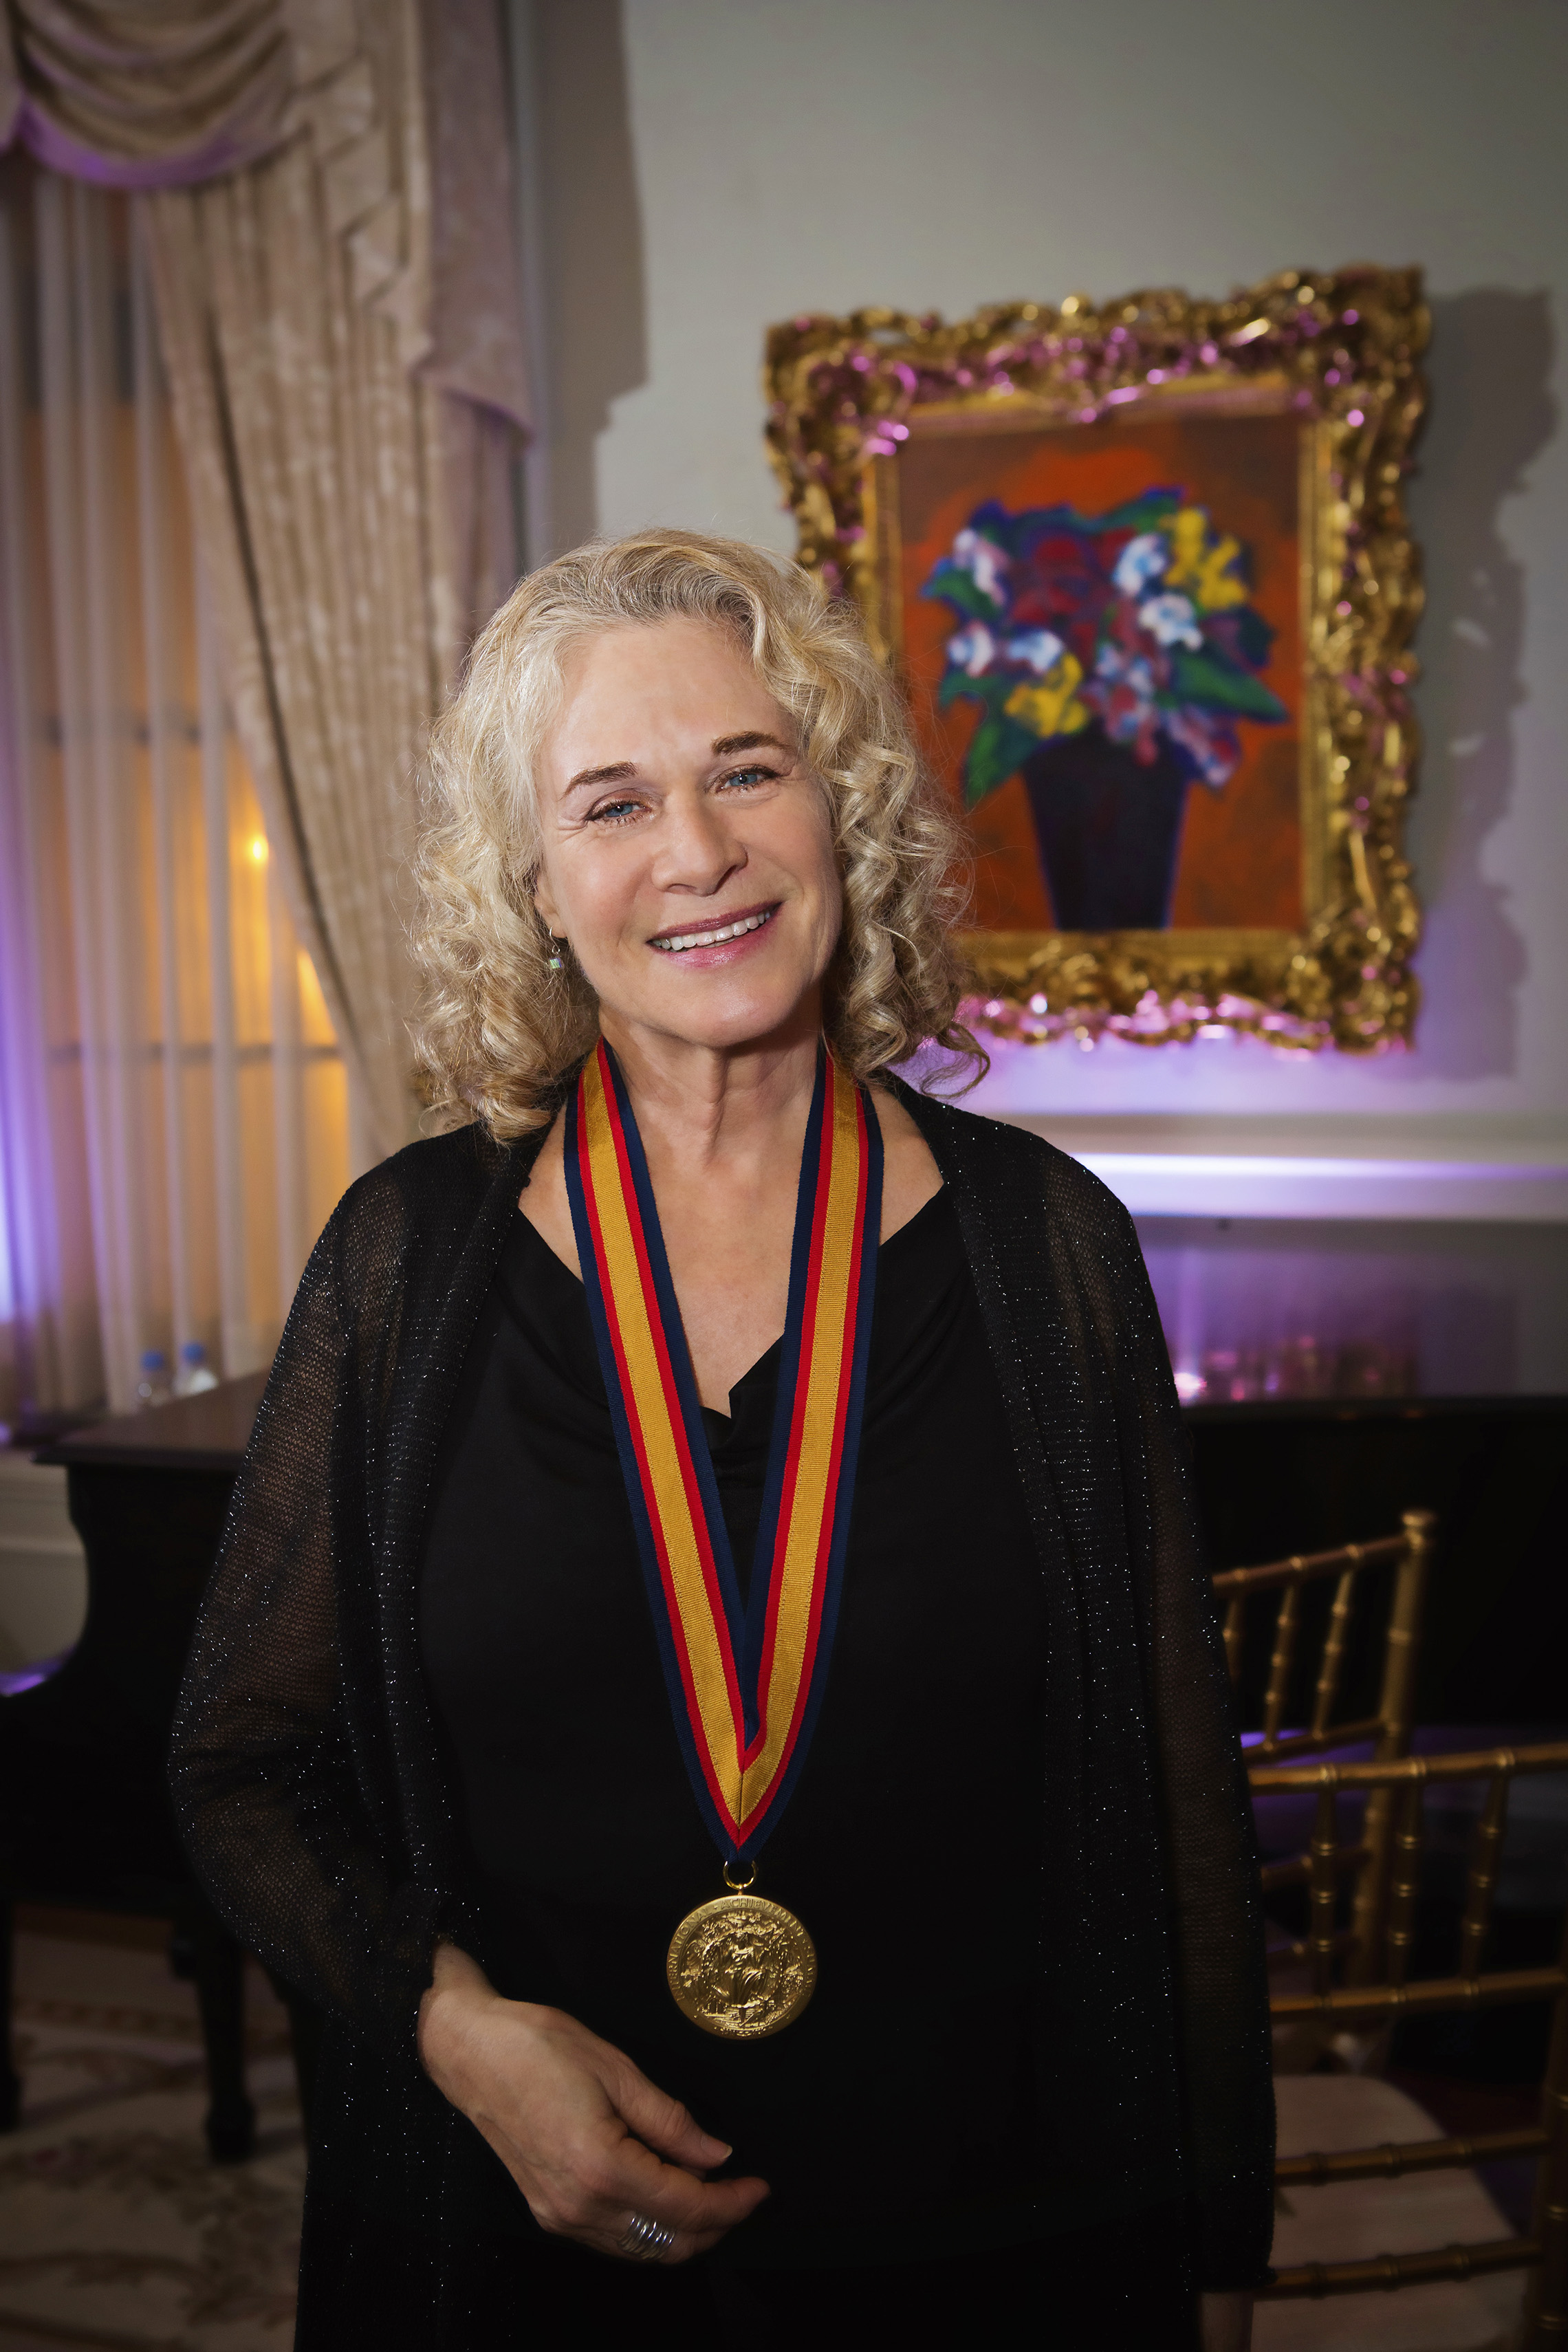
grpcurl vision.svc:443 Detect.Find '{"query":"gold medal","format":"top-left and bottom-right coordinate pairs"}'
top-left (567, 1044), bottom-right (880, 2036)
top-left (666, 1865), bottom-right (817, 2040)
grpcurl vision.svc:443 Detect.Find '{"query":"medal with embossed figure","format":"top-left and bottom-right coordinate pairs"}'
top-left (565, 1042), bottom-right (880, 2038)
top-left (667, 1862), bottom-right (817, 2040)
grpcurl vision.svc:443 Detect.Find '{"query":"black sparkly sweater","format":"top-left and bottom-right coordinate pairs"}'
top-left (168, 1081), bottom-right (1273, 2307)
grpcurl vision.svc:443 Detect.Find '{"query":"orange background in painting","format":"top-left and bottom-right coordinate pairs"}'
top-left (897, 408), bottom-right (1304, 931)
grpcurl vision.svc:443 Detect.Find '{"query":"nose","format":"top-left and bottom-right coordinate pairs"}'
top-left (650, 783), bottom-right (745, 897)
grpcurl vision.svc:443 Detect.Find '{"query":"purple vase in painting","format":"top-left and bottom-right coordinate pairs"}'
top-left (1021, 725), bottom-right (1190, 931)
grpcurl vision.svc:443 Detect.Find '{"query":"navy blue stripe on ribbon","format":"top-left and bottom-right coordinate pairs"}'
top-left (564, 1041), bottom-right (881, 1866)
top-left (739, 1071), bottom-right (881, 1859)
top-left (563, 1067), bottom-right (735, 1858)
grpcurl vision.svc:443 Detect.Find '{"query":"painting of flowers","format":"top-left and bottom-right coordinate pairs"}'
top-left (895, 406), bottom-right (1307, 936)
top-left (923, 487), bottom-right (1288, 928)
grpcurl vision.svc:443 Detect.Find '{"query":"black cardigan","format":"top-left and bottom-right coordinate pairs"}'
top-left (168, 1082), bottom-right (1273, 2311)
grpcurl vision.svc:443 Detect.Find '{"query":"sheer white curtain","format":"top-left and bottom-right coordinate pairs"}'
top-left (0, 162), bottom-right (351, 1421)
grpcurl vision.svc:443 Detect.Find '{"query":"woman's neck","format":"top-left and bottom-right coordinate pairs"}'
top-left (597, 1005), bottom-right (821, 1183)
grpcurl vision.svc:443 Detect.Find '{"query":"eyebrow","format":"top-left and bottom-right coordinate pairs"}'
top-left (563, 759), bottom-right (638, 795)
top-left (563, 733), bottom-right (792, 794)
top-left (710, 731), bottom-right (792, 758)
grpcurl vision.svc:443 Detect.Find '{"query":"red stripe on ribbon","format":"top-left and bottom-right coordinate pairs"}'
top-left (748, 1059), bottom-right (836, 1761)
top-left (737, 1080), bottom-right (868, 1840)
top-left (594, 1049), bottom-right (750, 1814)
top-left (582, 1067), bottom-right (748, 1836)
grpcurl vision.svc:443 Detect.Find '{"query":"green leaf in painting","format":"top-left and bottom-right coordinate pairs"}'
top-left (939, 668), bottom-right (1014, 717)
top-left (963, 713), bottom-right (1040, 809)
top-left (1168, 648), bottom-right (1289, 721)
top-left (920, 565), bottom-right (1003, 622)
top-left (1094, 488), bottom-right (1183, 536)
top-left (1228, 606), bottom-right (1276, 668)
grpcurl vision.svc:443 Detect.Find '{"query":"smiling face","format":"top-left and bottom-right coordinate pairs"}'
top-left (531, 617), bottom-right (843, 1059)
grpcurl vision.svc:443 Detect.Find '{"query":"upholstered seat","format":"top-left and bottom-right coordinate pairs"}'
top-left (1261, 2074), bottom-right (1523, 2352)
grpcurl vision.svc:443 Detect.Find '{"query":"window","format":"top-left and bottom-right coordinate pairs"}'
top-left (0, 163), bottom-right (349, 1420)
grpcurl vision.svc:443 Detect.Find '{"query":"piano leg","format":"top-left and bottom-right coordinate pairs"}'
top-left (266, 1968), bottom-right (323, 2148)
top-left (0, 1899), bottom-right (19, 2131)
top-left (188, 1905), bottom-right (257, 2162)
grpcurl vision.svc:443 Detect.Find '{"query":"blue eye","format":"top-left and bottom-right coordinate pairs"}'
top-left (719, 765), bottom-right (774, 790)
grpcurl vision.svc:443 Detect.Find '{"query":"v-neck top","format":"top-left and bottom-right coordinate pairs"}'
top-left (417, 1187), bottom-right (1057, 2264)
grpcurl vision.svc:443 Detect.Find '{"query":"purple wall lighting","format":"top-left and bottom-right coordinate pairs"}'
top-left (1139, 1218), bottom-right (1568, 1404)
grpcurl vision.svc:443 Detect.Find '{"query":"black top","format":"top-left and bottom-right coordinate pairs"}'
top-left (168, 1082), bottom-right (1272, 2340)
top-left (419, 1193), bottom-right (1050, 2262)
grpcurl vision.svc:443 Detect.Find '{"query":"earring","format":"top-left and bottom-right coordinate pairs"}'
top-left (546, 936), bottom-right (565, 971)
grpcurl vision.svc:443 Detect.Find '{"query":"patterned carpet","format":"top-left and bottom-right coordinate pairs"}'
top-left (0, 1921), bottom-right (1540, 2350)
top-left (0, 1921), bottom-right (302, 2351)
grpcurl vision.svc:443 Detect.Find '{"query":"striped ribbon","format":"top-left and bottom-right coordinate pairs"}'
top-left (565, 1039), bottom-right (882, 1862)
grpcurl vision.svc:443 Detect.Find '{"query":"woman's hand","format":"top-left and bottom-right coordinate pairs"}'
top-left (1199, 2289), bottom-right (1254, 2351)
top-left (417, 1942), bottom-right (769, 2262)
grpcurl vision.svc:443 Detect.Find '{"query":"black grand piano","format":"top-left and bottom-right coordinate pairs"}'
top-left (0, 1372), bottom-right (315, 2158)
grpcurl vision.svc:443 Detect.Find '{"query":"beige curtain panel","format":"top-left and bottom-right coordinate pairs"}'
top-left (0, 175), bottom-right (354, 1417)
top-left (1, 0), bottom-right (532, 1159)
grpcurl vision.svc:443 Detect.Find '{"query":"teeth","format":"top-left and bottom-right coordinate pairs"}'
top-left (652, 908), bottom-right (775, 953)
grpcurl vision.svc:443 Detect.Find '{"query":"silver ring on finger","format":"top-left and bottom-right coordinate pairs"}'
top-left (616, 2212), bottom-right (677, 2261)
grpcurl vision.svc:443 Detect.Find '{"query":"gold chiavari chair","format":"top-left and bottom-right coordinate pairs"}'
top-left (1213, 1509), bottom-right (1436, 1990)
top-left (1251, 1742), bottom-right (1568, 2344)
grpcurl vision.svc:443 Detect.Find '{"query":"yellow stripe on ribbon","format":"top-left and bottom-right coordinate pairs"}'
top-left (737, 1059), bottom-right (863, 1831)
top-left (577, 1045), bottom-right (871, 1847)
top-left (580, 1053), bottom-right (743, 1826)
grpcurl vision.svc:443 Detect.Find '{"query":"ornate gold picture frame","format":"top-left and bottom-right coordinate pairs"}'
top-left (765, 269), bottom-right (1428, 1050)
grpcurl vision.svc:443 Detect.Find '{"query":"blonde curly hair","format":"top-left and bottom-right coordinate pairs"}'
top-left (411, 527), bottom-right (983, 1137)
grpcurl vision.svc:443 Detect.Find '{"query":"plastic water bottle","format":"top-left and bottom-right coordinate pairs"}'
top-left (173, 1341), bottom-right (219, 1398)
top-left (135, 1349), bottom-right (173, 1409)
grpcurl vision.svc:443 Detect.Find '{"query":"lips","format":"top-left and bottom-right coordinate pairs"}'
top-left (649, 904), bottom-right (779, 955)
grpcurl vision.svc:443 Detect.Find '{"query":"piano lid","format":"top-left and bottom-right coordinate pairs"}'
top-left (34, 1371), bottom-right (269, 1474)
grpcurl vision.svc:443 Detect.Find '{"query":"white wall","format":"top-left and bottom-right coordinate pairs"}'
top-left (521, 0), bottom-right (1567, 1148)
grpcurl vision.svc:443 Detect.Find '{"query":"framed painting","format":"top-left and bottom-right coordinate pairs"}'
top-left (765, 268), bottom-right (1428, 1049)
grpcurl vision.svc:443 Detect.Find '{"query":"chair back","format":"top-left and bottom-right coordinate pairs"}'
top-left (1215, 1507), bottom-right (1436, 1981)
top-left (1250, 1740), bottom-right (1568, 2344)
top-left (1212, 1506), bottom-right (1435, 1767)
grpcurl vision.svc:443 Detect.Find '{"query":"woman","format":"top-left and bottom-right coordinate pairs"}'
top-left (170, 531), bottom-right (1272, 2348)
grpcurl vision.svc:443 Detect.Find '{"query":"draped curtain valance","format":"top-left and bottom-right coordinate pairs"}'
top-left (0, 0), bottom-right (532, 1166)
top-left (0, 0), bottom-right (301, 190)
